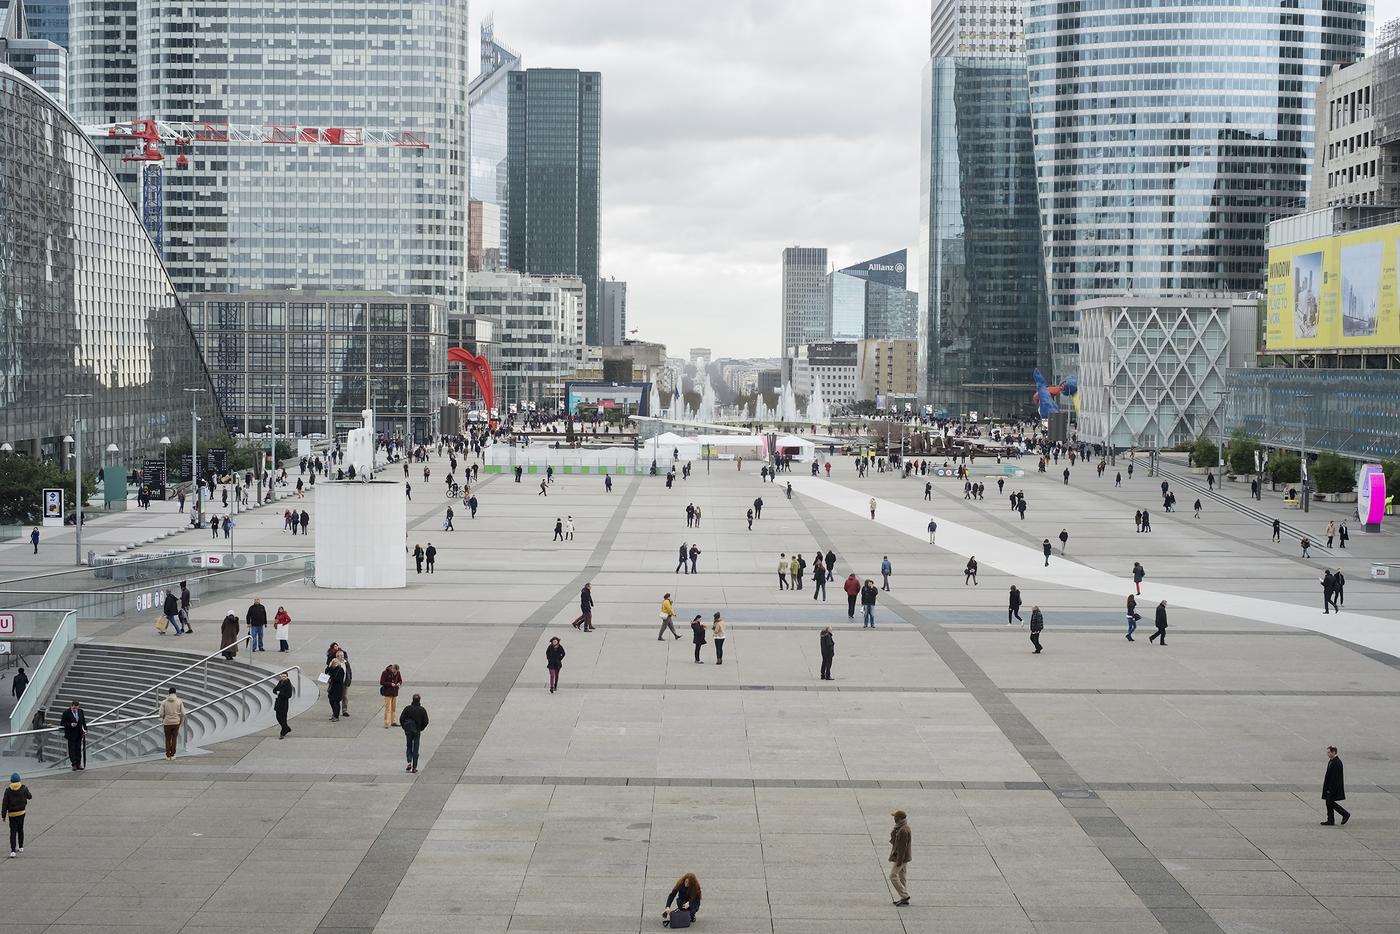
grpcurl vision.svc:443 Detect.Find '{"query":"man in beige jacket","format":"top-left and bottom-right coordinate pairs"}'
top-left (889, 809), bottom-right (912, 906)
top-left (158, 687), bottom-right (186, 761)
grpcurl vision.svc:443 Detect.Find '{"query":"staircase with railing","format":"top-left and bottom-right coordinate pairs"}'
top-left (3, 639), bottom-right (303, 771)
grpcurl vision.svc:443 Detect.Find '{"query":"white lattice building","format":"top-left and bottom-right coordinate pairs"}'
top-left (1077, 296), bottom-right (1258, 449)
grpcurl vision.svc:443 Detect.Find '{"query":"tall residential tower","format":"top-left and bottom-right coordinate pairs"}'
top-left (468, 18), bottom-right (521, 270)
top-left (781, 246), bottom-right (828, 353)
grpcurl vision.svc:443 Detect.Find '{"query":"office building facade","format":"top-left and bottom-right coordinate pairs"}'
top-left (1077, 296), bottom-right (1256, 449)
top-left (74, 0), bottom-right (470, 311)
top-left (855, 339), bottom-right (920, 403)
top-left (599, 278), bottom-right (627, 346)
top-left (468, 19), bottom-right (520, 270)
top-left (785, 341), bottom-right (858, 409)
top-left (781, 246), bottom-right (829, 353)
top-left (507, 68), bottom-right (602, 342)
top-left (1, 0), bottom-right (65, 104)
top-left (0, 64), bottom-right (224, 465)
top-left (919, 54), bottom-right (1048, 417)
top-left (830, 249), bottom-right (918, 342)
top-left (464, 271), bottom-right (579, 409)
top-left (184, 291), bottom-right (448, 442)
top-left (1024, 0), bottom-right (1369, 377)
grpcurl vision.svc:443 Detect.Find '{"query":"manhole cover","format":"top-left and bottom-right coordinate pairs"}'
top-left (693, 814), bottom-right (718, 821)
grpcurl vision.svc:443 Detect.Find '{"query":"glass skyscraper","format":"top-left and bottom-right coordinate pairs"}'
top-left (829, 250), bottom-right (919, 342)
top-left (781, 246), bottom-right (828, 352)
top-left (507, 68), bottom-right (602, 344)
top-left (919, 56), bottom-right (1048, 417)
top-left (126, 0), bottom-right (470, 312)
top-left (469, 18), bottom-right (521, 271)
top-left (15, 0), bottom-right (62, 47)
top-left (0, 64), bottom-right (224, 465)
top-left (1024, 0), bottom-right (1370, 376)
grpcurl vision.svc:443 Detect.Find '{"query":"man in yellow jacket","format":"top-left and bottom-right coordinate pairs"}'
top-left (658, 594), bottom-right (680, 640)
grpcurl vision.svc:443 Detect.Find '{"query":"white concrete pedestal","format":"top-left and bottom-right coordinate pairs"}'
top-left (313, 480), bottom-right (406, 588)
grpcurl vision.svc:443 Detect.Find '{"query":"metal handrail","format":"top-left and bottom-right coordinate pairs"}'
top-left (86, 665), bottom-right (302, 760)
top-left (90, 634), bottom-right (252, 724)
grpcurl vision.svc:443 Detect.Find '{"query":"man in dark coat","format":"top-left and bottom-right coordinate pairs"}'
top-left (1321, 746), bottom-right (1349, 825)
top-left (59, 700), bottom-right (86, 770)
top-left (273, 673), bottom-right (294, 738)
top-left (424, 543), bottom-right (436, 573)
top-left (1149, 601), bottom-right (1168, 645)
top-left (819, 628), bottom-right (835, 681)
top-left (220, 610), bottom-right (240, 659)
top-left (246, 597), bottom-right (268, 651)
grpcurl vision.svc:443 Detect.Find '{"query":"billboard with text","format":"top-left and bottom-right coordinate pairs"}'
top-left (1267, 221), bottom-right (1400, 349)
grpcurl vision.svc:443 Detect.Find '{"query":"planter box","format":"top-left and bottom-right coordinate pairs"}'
top-left (1314, 491), bottom-right (1358, 503)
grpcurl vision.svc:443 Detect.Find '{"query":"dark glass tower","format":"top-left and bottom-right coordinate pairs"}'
top-left (507, 68), bottom-right (602, 344)
top-left (919, 57), bottom-right (1048, 417)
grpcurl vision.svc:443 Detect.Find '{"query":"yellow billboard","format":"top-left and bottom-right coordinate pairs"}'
top-left (1267, 221), bottom-right (1400, 349)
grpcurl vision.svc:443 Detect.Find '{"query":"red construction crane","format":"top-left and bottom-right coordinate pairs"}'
top-left (81, 117), bottom-right (431, 251)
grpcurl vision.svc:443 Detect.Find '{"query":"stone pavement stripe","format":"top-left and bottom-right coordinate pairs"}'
top-left (406, 473), bottom-right (499, 531)
top-left (313, 475), bottom-right (640, 934)
top-left (788, 492), bottom-right (1227, 934)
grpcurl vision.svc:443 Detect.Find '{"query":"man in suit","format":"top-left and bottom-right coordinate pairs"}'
top-left (60, 700), bottom-right (86, 771)
top-left (1321, 746), bottom-right (1350, 825)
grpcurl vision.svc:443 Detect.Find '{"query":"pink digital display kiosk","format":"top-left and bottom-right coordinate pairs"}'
top-left (1357, 464), bottom-right (1387, 531)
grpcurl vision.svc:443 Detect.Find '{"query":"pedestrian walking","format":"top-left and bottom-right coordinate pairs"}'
top-left (964, 556), bottom-right (978, 586)
top-left (869, 497), bottom-right (877, 520)
top-left (825, 549), bottom-right (836, 582)
top-left (1042, 539), bottom-right (1052, 567)
top-left (1058, 528), bottom-right (1069, 554)
top-left (924, 481), bottom-right (932, 501)
top-left (274, 606), bottom-right (291, 651)
top-left (754, 496), bottom-right (763, 519)
top-left (444, 506), bottom-right (454, 531)
top-left (1126, 594), bottom-right (1141, 640)
top-left (3, 773), bottom-right (31, 857)
top-left (1326, 521), bottom-right (1336, 549)
top-left (573, 583), bottom-right (596, 631)
top-left (747, 508), bottom-right (754, 530)
top-left (663, 873), bottom-right (702, 927)
top-left (9, 667), bottom-right (26, 701)
top-left (179, 581), bottom-right (193, 633)
top-left (812, 559), bottom-right (827, 601)
top-left (399, 694), bottom-right (428, 773)
top-left (1301, 536), bottom-right (1311, 558)
top-left (843, 573), bottom-right (860, 618)
top-left (1339, 522), bottom-right (1349, 548)
top-left (246, 597), bottom-right (267, 652)
top-left (1063, 467), bottom-right (1070, 485)
top-left (712, 613), bottom-right (726, 664)
top-left (880, 556), bottom-right (892, 591)
top-left (1272, 518), bottom-right (1281, 542)
top-left (686, 503), bottom-right (695, 527)
top-left (927, 519), bottom-right (937, 544)
top-left (677, 542), bottom-right (689, 574)
top-left (1008, 585), bottom-right (1022, 625)
top-left (220, 609), bottom-right (240, 659)
top-left (1335, 569), bottom-right (1346, 606)
top-left (1149, 600), bottom-right (1168, 645)
top-left (1132, 561), bottom-right (1145, 595)
top-left (60, 700), bottom-right (85, 771)
top-left (689, 543), bottom-right (701, 574)
top-left (1029, 606), bottom-right (1044, 653)
top-left (1320, 745), bottom-right (1350, 825)
top-left (29, 527), bottom-right (38, 554)
top-left (659, 594), bottom-right (680, 640)
top-left (546, 638), bottom-right (565, 693)
top-left (690, 615), bottom-right (708, 663)
top-left (538, 478), bottom-right (547, 496)
top-left (1134, 510), bottom-right (1142, 533)
top-left (273, 672), bottom-right (293, 738)
top-left (554, 518), bottom-right (564, 541)
top-left (413, 543), bottom-right (424, 574)
top-left (424, 543), bottom-right (436, 573)
top-left (794, 553), bottom-right (805, 589)
top-left (819, 627), bottom-right (835, 680)
top-left (778, 553), bottom-right (789, 590)
top-left (604, 474), bottom-right (613, 493)
top-left (158, 687), bottom-right (185, 760)
top-left (888, 810), bottom-right (912, 906)
top-left (380, 664), bottom-right (403, 727)
top-left (325, 657), bottom-right (345, 720)
top-left (860, 579), bottom-right (878, 628)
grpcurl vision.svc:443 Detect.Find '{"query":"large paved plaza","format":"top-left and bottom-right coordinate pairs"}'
top-left (2, 448), bottom-right (1400, 934)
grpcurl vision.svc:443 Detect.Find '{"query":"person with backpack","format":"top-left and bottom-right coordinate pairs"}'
top-left (1132, 561), bottom-right (1145, 595)
top-left (1008, 586), bottom-right (1023, 625)
top-left (3, 773), bottom-right (31, 857)
top-left (399, 694), bottom-right (428, 773)
top-left (1029, 606), bottom-right (1045, 654)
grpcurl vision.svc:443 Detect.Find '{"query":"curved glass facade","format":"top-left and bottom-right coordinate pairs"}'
top-left (1024, 0), bottom-right (1370, 375)
top-left (0, 65), bottom-right (224, 463)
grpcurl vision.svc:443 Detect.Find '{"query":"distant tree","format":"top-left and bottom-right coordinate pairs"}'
top-left (0, 453), bottom-right (94, 524)
top-left (1266, 453), bottom-right (1301, 484)
top-left (1227, 429), bottom-right (1259, 475)
top-left (1314, 453), bottom-right (1355, 494)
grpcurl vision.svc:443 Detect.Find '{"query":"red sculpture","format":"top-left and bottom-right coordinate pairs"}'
top-left (448, 347), bottom-right (494, 414)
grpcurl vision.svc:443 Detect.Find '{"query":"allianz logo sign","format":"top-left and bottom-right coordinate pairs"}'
top-left (868, 263), bottom-right (907, 273)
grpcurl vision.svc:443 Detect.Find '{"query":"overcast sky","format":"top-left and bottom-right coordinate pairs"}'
top-left (482, 0), bottom-right (1400, 362)
top-left (481, 0), bottom-right (928, 361)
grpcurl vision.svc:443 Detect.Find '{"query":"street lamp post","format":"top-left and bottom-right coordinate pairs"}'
top-left (63, 392), bottom-right (93, 565)
top-left (183, 388), bottom-right (206, 526)
top-left (1214, 389), bottom-right (1230, 479)
top-left (159, 436), bottom-right (171, 499)
top-left (1296, 392), bottom-right (1314, 513)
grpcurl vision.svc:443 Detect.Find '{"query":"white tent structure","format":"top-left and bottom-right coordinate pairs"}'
top-left (647, 431), bottom-right (701, 462)
top-left (774, 434), bottom-right (817, 461)
top-left (696, 434), bottom-right (768, 460)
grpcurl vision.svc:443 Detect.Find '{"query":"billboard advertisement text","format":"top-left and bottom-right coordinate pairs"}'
top-left (1268, 221), bottom-right (1400, 349)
